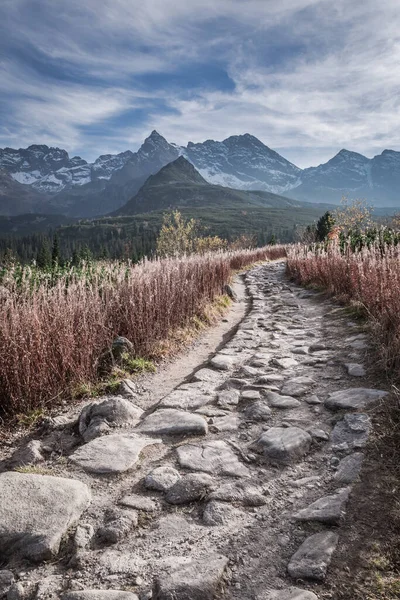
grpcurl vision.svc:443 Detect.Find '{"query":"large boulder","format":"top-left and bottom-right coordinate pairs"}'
top-left (0, 472), bottom-right (91, 562)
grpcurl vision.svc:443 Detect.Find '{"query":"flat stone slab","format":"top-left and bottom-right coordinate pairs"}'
top-left (293, 487), bottom-right (350, 524)
top-left (63, 592), bottom-right (139, 600)
top-left (256, 427), bottom-right (312, 463)
top-left (79, 397), bottom-right (143, 442)
top-left (345, 363), bottom-right (366, 377)
top-left (209, 414), bottom-right (239, 432)
top-left (203, 500), bottom-right (244, 526)
top-left (217, 389), bottom-right (240, 408)
top-left (325, 388), bottom-right (388, 410)
top-left (0, 472), bottom-right (91, 562)
top-left (138, 409), bottom-right (207, 436)
top-left (288, 531), bottom-right (339, 581)
top-left (176, 440), bottom-right (250, 477)
top-left (192, 368), bottom-right (222, 384)
top-left (153, 554), bottom-right (228, 600)
top-left (209, 482), bottom-right (266, 506)
top-left (71, 433), bottom-right (161, 474)
top-left (331, 414), bottom-right (371, 450)
top-left (281, 376), bottom-right (315, 397)
top-left (265, 391), bottom-right (301, 409)
top-left (271, 357), bottom-right (298, 369)
top-left (159, 390), bottom-right (213, 411)
top-left (334, 452), bottom-right (364, 484)
top-left (260, 588), bottom-right (319, 600)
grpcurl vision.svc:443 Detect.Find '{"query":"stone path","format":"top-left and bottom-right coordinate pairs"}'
top-left (0, 261), bottom-right (390, 600)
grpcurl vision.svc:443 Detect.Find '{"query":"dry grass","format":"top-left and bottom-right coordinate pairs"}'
top-left (0, 245), bottom-right (286, 417)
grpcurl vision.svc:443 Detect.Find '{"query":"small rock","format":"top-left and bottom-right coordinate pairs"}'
top-left (305, 395), bottom-right (322, 405)
top-left (0, 571), bottom-right (14, 597)
top-left (308, 428), bottom-right (329, 441)
top-left (8, 440), bottom-right (44, 469)
top-left (145, 466), bottom-right (181, 492)
top-left (241, 390), bottom-right (261, 400)
top-left (331, 414), bottom-right (371, 450)
top-left (79, 397), bottom-right (143, 442)
top-left (7, 583), bottom-right (26, 600)
top-left (118, 494), bottom-right (157, 512)
top-left (74, 523), bottom-right (95, 550)
top-left (288, 531), bottom-right (339, 581)
top-left (210, 355), bottom-right (235, 371)
top-left (256, 427), bottom-right (311, 463)
top-left (137, 409), bottom-right (207, 437)
top-left (165, 474), bottom-right (215, 505)
top-left (334, 453), bottom-right (364, 484)
top-left (293, 488), bottom-right (350, 524)
top-left (203, 500), bottom-right (243, 526)
top-left (256, 374), bottom-right (285, 384)
top-left (111, 336), bottom-right (134, 360)
top-left (63, 592), bottom-right (139, 600)
top-left (98, 509), bottom-right (138, 544)
top-left (265, 391), bottom-right (301, 409)
top-left (345, 363), bottom-right (366, 377)
top-left (270, 357), bottom-right (298, 369)
top-left (153, 554), bottom-right (228, 600)
top-left (259, 588), bottom-right (319, 600)
top-left (209, 482), bottom-right (266, 506)
top-left (244, 401), bottom-right (272, 422)
top-left (217, 389), bottom-right (240, 408)
top-left (118, 379), bottom-right (139, 398)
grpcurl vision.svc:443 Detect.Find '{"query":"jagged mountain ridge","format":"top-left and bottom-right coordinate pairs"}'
top-left (1, 131), bottom-right (400, 216)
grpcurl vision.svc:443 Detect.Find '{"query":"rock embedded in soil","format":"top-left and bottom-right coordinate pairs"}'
top-left (0, 472), bottom-right (91, 562)
top-left (281, 376), bottom-right (315, 397)
top-left (137, 409), bottom-right (208, 436)
top-left (210, 354), bottom-right (236, 371)
top-left (325, 387), bottom-right (388, 411)
top-left (217, 389), bottom-right (240, 408)
top-left (97, 509), bottom-right (138, 544)
top-left (288, 531), bottom-right (339, 581)
top-left (79, 397), bottom-right (143, 442)
top-left (7, 439), bottom-right (44, 469)
top-left (270, 357), bottom-right (298, 369)
top-left (63, 592), bottom-right (140, 600)
top-left (244, 400), bottom-right (272, 421)
top-left (0, 571), bottom-right (14, 597)
top-left (118, 494), bottom-right (158, 512)
top-left (144, 466), bottom-right (181, 492)
top-left (165, 473), bottom-right (215, 504)
top-left (153, 554), bottom-right (229, 600)
top-left (256, 427), bottom-right (312, 463)
top-left (71, 433), bottom-right (161, 474)
top-left (192, 368), bottom-right (222, 384)
top-left (334, 452), bottom-right (364, 484)
top-left (159, 389), bottom-right (213, 411)
top-left (176, 440), bottom-right (250, 477)
top-left (74, 523), bottom-right (94, 550)
top-left (202, 500), bottom-right (243, 526)
top-left (293, 487), bottom-right (350, 524)
top-left (330, 414), bottom-right (371, 450)
top-left (345, 363), bottom-right (366, 377)
top-left (265, 391), bottom-right (301, 409)
top-left (209, 481), bottom-right (266, 506)
top-left (259, 588), bottom-right (319, 600)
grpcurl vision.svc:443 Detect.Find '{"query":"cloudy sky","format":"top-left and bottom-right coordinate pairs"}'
top-left (1, 0), bottom-right (399, 167)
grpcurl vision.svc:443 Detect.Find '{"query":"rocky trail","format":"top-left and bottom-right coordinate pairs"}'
top-left (0, 260), bottom-right (390, 600)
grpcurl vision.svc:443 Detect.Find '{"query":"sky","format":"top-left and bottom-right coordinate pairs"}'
top-left (1, 0), bottom-right (400, 168)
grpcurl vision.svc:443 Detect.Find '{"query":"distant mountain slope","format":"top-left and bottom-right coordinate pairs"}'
top-left (183, 133), bottom-right (301, 194)
top-left (0, 169), bottom-right (50, 215)
top-left (114, 156), bottom-right (306, 216)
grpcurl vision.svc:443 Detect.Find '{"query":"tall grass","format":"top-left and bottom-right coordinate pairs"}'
top-left (0, 245), bottom-right (286, 416)
top-left (287, 243), bottom-right (400, 377)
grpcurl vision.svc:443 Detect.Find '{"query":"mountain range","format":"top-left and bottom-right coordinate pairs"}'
top-left (0, 130), bottom-right (399, 217)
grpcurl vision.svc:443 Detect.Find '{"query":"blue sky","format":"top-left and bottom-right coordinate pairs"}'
top-left (1, 0), bottom-right (400, 167)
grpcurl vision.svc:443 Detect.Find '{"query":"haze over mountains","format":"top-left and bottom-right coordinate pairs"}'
top-left (0, 130), bottom-right (399, 218)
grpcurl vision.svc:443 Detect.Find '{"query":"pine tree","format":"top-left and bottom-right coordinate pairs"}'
top-left (51, 235), bottom-right (60, 267)
top-left (37, 240), bottom-right (51, 270)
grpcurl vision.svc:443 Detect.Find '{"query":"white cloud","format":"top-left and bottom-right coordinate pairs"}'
top-left (1, 0), bottom-right (400, 165)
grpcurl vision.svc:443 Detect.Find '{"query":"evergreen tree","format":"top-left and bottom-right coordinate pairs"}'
top-left (37, 240), bottom-right (51, 270)
top-left (51, 235), bottom-right (60, 267)
top-left (316, 211), bottom-right (335, 241)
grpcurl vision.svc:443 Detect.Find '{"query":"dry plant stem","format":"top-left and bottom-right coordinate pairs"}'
top-left (0, 245), bottom-right (286, 416)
